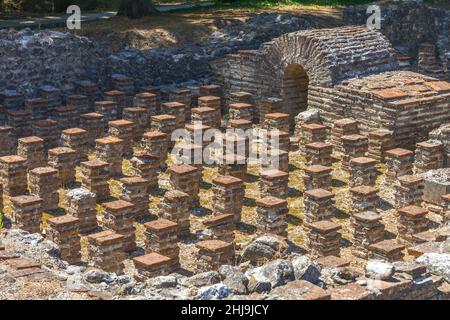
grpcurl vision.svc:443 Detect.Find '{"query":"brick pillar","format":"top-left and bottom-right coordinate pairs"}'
top-left (169, 164), bottom-right (201, 208)
top-left (395, 175), bottom-right (424, 209)
top-left (229, 103), bottom-right (254, 122)
top-left (108, 119), bottom-right (135, 157)
top-left (341, 134), bottom-right (368, 170)
top-left (350, 186), bottom-right (379, 214)
top-left (7, 110), bottom-right (32, 138)
top-left (0, 89), bottom-right (24, 112)
top-left (67, 95), bottom-right (90, 114)
top-left (151, 115), bottom-right (177, 139)
top-left (25, 98), bottom-right (49, 121)
top-left (303, 189), bottom-right (334, 223)
top-left (307, 220), bottom-right (342, 257)
top-left (162, 102), bottom-right (186, 129)
top-left (130, 152), bottom-right (160, 191)
top-left (87, 230), bottom-right (125, 274)
top-left (222, 132), bottom-right (249, 161)
top-left (261, 149), bottom-right (289, 173)
top-left (95, 136), bottom-right (123, 176)
top-left (203, 213), bottom-right (236, 243)
top-left (48, 147), bottom-right (77, 186)
top-left (351, 211), bottom-right (385, 258)
top-left (330, 118), bottom-right (359, 155)
top-left (80, 159), bottom-right (110, 201)
top-left (385, 148), bottom-right (414, 181)
top-left (66, 187), bottom-right (98, 233)
top-left (187, 86), bottom-right (200, 107)
top-left (54, 106), bottom-right (79, 131)
top-left (256, 196), bottom-right (288, 236)
top-left (102, 200), bottom-right (136, 252)
top-left (349, 157), bottom-right (378, 187)
top-left (369, 239), bottom-right (405, 262)
top-left (264, 113), bottom-right (290, 133)
top-left (11, 195), bottom-right (42, 233)
top-left (442, 194), bottom-right (450, 223)
top-left (397, 205), bottom-right (429, 244)
top-left (158, 190), bottom-right (190, 236)
top-left (17, 136), bottom-right (46, 171)
top-left (123, 107), bottom-right (148, 140)
top-left (134, 92), bottom-right (159, 118)
top-left (230, 91), bottom-right (253, 105)
top-left (368, 129), bottom-right (394, 162)
top-left (75, 80), bottom-right (101, 109)
top-left (305, 142), bottom-right (333, 166)
top-left (198, 96), bottom-right (221, 128)
top-left (259, 169), bottom-right (289, 199)
top-left (46, 215), bottom-right (81, 265)
top-left (144, 219), bottom-right (180, 267)
top-left (199, 85), bottom-right (222, 97)
top-left (303, 165), bottom-right (332, 191)
top-left (141, 131), bottom-right (168, 170)
top-left (119, 176), bottom-right (149, 219)
top-left (300, 123), bottom-right (327, 156)
top-left (169, 89), bottom-right (192, 120)
top-left (185, 123), bottom-right (211, 149)
top-left (61, 128), bottom-right (89, 164)
top-left (414, 141), bottom-right (444, 173)
top-left (218, 154), bottom-right (247, 180)
top-left (0, 155), bottom-right (28, 197)
top-left (32, 119), bottom-right (59, 149)
top-left (191, 107), bottom-right (216, 128)
top-left (95, 101), bottom-right (118, 127)
top-left (196, 239), bottom-right (234, 271)
top-left (212, 175), bottom-right (244, 222)
top-left (133, 253), bottom-right (178, 279)
top-left (79, 112), bottom-right (104, 147)
top-left (104, 90), bottom-right (127, 118)
top-left (38, 85), bottom-right (61, 117)
top-left (29, 167), bottom-right (59, 212)
top-left (266, 130), bottom-right (290, 152)
top-left (178, 143), bottom-right (203, 171)
top-left (112, 75), bottom-right (135, 107)
top-left (259, 97), bottom-right (283, 124)
top-left (0, 126), bottom-right (17, 156)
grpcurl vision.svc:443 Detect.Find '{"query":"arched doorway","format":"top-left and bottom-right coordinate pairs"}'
top-left (282, 64), bottom-right (309, 132)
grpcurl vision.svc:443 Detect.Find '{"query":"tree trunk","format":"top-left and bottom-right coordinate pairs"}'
top-left (118, 0), bottom-right (159, 19)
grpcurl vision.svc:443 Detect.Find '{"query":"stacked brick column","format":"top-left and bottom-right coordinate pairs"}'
top-left (349, 157), bottom-right (378, 187)
top-left (119, 176), bottom-right (149, 219)
top-left (95, 136), bottom-right (124, 177)
top-left (134, 92), bottom-right (159, 118)
top-left (259, 169), bottom-right (289, 199)
top-left (130, 152), bottom-right (160, 191)
top-left (229, 103), bottom-right (254, 121)
top-left (75, 80), bottom-right (101, 109)
top-left (222, 132), bottom-right (249, 161)
top-left (368, 129), bottom-right (395, 161)
top-left (0, 155), bottom-right (28, 197)
top-left (255, 196), bottom-right (288, 236)
top-left (67, 95), bottom-right (90, 114)
top-left (330, 118), bottom-right (359, 155)
top-left (307, 220), bottom-right (342, 257)
top-left (414, 141), bottom-right (444, 173)
top-left (0, 126), bottom-right (16, 156)
top-left (303, 189), bottom-right (334, 223)
top-left (385, 148), bottom-right (415, 182)
top-left (25, 98), bottom-right (49, 121)
top-left (349, 186), bottom-right (379, 214)
top-left (191, 107), bottom-right (216, 128)
top-left (66, 187), bottom-right (98, 233)
top-left (261, 149), bottom-right (289, 173)
top-left (341, 134), bottom-right (368, 170)
top-left (185, 123), bottom-right (211, 149)
top-left (151, 114), bottom-right (177, 139)
top-left (32, 119), bottom-right (59, 149)
top-left (7, 110), bottom-right (32, 138)
top-left (264, 113), bottom-right (290, 133)
top-left (369, 239), bottom-right (405, 262)
top-left (200, 84), bottom-right (222, 98)
top-left (123, 107), bottom-right (148, 140)
top-left (178, 143), bottom-right (203, 171)
top-left (228, 119), bottom-right (252, 133)
top-left (394, 175), bottom-right (424, 209)
top-left (259, 97), bottom-right (283, 124)
top-left (54, 106), bottom-right (79, 131)
top-left (305, 142), bottom-right (333, 166)
top-left (218, 154), bottom-right (247, 180)
top-left (203, 213), bottom-right (236, 243)
top-left (212, 175), bottom-right (245, 222)
top-left (87, 230), bottom-right (125, 274)
top-left (102, 200), bottom-right (136, 252)
top-left (61, 128), bottom-right (89, 164)
top-left (108, 119), bottom-right (135, 157)
top-left (266, 130), bottom-right (290, 152)
top-left (300, 123), bottom-right (327, 156)
top-left (141, 131), bottom-right (168, 170)
top-left (170, 88), bottom-right (192, 119)
top-left (112, 76), bottom-right (135, 107)
top-left (169, 164), bottom-right (201, 208)
top-left (38, 85), bottom-right (61, 116)
top-left (198, 96), bottom-right (221, 128)
top-left (46, 215), bottom-right (81, 265)
top-left (441, 194), bottom-right (450, 223)
top-left (11, 195), bottom-right (42, 233)
top-left (79, 112), bottom-right (104, 146)
top-left (95, 101), bottom-right (118, 126)
top-left (144, 219), bottom-right (180, 268)
top-left (48, 147), bottom-right (76, 186)
top-left (17, 136), bottom-right (46, 171)
top-left (162, 102), bottom-right (185, 129)
top-left (351, 211), bottom-right (385, 259)
top-left (104, 90), bottom-right (127, 118)
top-left (303, 165), bottom-right (332, 191)
top-left (230, 91), bottom-right (253, 105)
top-left (196, 240), bottom-right (234, 271)
top-left (133, 253), bottom-right (178, 279)
top-left (158, 190), bottom-right (190, 236)
top-left (29, 167), bottom-right (59, 212)
top-left (397, 205), bottom-right (429, 244)
top-left (80, 159), bottom-right (110, 201)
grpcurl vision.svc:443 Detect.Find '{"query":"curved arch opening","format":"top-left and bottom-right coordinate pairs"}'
top-left (282, 64), bottom-right (309, 131)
